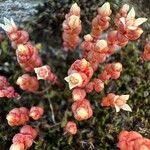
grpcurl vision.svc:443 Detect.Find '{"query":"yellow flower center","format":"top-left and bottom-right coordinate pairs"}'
top-left (70, 76), bottom-right (79, 84)
top-left (77, 108), bottom-right (88, 118)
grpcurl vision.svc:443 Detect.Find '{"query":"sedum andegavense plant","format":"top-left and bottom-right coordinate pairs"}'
top-left (0, 1), bottom-right (149, 149)
top-left (64, 2), bottom-right (147, 123)
top-left (63, 2), bottom-right (149, 149)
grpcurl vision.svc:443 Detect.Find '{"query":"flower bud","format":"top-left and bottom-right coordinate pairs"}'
top-left (12, 133), bottom-right (33, 149)
top-left (29, 106), bottom-right (44, 120)
top-left (65, 121), bottom-right (77, 135)
top-left (98, 2), bottom-right (112, 17)
top-left (16, 43), bottom-right (42, 72)
top-left (85, 82), bottom-right (94, 93)
top-left (68, 15), bottom-right (80, 29)
top-left (84, 34), bottom-right (93, 42)
top-left (93, 79), bottom-right (104, 92)
top-left (20, 125), bottom-right (37, 139)
top-left (98, 70), bottom-right (111, 82)
top-left (101, 93), bottom-right (116, 107)
top-left (6, 107), bottom-right (29, 126)
top-left (112, 62), bottom-right (122, 72)
top-left (117, 32), bottom-right (128, 47)
top-left (10, 143), bottom-right (25, 150)
top-left (95, 40), bottom-right (108, 53)
top-left (72, 99), bottom-right (93, 121)
top-left (0, 75), bottom-right (8, 89)
top-left (70, 3), bottom-right (80, 16)
top-left (68, 59), bottom-right (93, 83)
top-left (72, 88), bottom-right (86, 101)
top-left (107, 30), bottom-right (118, 44)
top-left (16, 74), bottom-right (39, 92)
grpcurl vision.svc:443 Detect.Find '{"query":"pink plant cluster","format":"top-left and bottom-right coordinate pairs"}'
top-left (0, 18), bottom-right (58, 94)
top-left (0, 15), bottom-right (58, 150)
top-left (7, 106), bottom-right (43, 149)
top-left (10, 125), bottom-right (37, 150)
top-left (6, 106), bottom-right (44, 126)
top-left (118, 131), bottom-right (150, 150)
top-left (63, 3), bottom-right (149, 146)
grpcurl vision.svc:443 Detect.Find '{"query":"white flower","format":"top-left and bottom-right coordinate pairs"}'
top-left (114, 95), bottom-right (132, 112)
top-left (34, 66), bottom-right (49, 80)
top-left (120, 7), bottom-right (147, 30)
top-left (64, 72), bottom-right (83, 90)
top-left (0, 17), bottom-right (17, 32)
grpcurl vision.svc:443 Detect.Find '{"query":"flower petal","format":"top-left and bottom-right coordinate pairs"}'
top-left (4, 24), bottom-right (13, 32)
top-left (101, 2), bottom-right (110, 10)
top-left (4, 17), bottom-right (11, 25)
top-left (121, 104), bottom-right (132, 112)
top-left (120, 17), bottom-right (126, 26)
top-left (127, 7), bottom-right (135, 20)
top-left (10, 18), bottom-right (17, 28)
top-left (120, 95), bottom-right (130, 101)
top-left (115, 105), bottom-right (120, 112)
top-left (134, 18), bottom-right (147, 26)
top-left (127, 26), bottom-right (137, 30)
top-left (34, 68), bottom-right (42, 80)
top-left (0, 23), bottom-right (6, 30)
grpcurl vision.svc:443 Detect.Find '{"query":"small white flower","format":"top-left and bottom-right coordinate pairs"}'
top-left (0, 17), bottom-right (17, 32)
top-left (34, 66), bottom-right (49, 80)
top-left (64, 72), bottom-right (83, 90)
top-left (114, 95), bottom-right (132, 112)
top-left (119, 7), bottom-right (147, 31)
